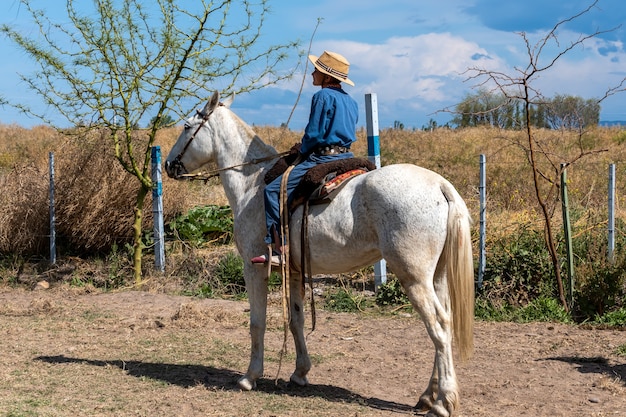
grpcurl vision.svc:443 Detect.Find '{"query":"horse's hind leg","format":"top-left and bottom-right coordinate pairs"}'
top-left (416, 262), bottom-right (449, 411)
top-left (400, 274), bottom-right (458, 417)
top-left (288, 271), bottom-right (311, 386)
top-left (415, 357), bottom-right (439, 411)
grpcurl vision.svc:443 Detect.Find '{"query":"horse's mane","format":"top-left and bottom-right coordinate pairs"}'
top-left (225, 108), bottom-right (278, 157)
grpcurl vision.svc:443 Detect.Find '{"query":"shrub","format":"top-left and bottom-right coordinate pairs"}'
top-left (593, 308), bottom-right (626, 327)
top-left (575, 257), bottom-right (626, 319)
top-left (571, 217), bottom-right (626, 320)
top-left (480, 224), bottom-right (555, 307)
top-left (375, 277), bottom-right (409, 307)
top-left (213, 252), bottom-right (246, 296)
top-left (170, 250), bottom-right (215, 296)
top-left (476, 296), bottom-right (571, 323)
top-left (167, 205), bottom-right (233, 246)
top-left (479, 213), bottom-right (626, 323)
top-left (512, 297), bottom-right (572, 323)
top-left (324, 286), bottom-right (366, 312)
top-left (175, 250), bottom-right (246, 298)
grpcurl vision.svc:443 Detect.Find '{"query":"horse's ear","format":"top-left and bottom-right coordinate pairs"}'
top-left (201, 91), bottom-right (221, 115)
top-left (222, 93), bottom-right (235, 108)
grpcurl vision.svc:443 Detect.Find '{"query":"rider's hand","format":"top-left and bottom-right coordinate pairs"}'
top-left (290, 143), bottom-right (302, 154)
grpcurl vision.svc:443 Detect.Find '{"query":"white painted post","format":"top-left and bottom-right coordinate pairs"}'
top-left (365, 93), bottom-right (387, 288)
top-left (478, 154), bottom-right (486, 289)
top-left (49, 152), bottom-right (56, 265)
top-left (151, 146), bottom-right (165, 272)
top-left (608, 163), bottom-right (616, 264)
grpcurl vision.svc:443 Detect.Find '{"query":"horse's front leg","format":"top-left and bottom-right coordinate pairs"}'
top-left (238, 266), bottom-right (269, 391)
top-left (288, 270), bottom-right (311, 386)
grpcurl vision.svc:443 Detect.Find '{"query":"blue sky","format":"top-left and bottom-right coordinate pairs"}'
top-left (2, 0), bottom-right (625, 130)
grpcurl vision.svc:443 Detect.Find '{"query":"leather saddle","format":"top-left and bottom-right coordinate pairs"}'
top-left (264, 152), bottom-right (376, 211)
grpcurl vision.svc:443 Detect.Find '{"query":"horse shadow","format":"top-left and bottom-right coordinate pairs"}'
top-left (541, 356), bottom-right (626, 387)
top-left (35, 355), bottom-right (416, 414)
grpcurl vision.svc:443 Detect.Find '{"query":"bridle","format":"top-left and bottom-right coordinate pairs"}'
top-left (168, 102), bottom-right (288, 182)
top-left (168, 103), bottom-right (221, 179)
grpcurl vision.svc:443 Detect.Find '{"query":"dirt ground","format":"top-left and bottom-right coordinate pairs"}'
top-left (1, 286), bottom-right (625, 417)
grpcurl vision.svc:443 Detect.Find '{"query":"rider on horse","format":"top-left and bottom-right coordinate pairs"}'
top-left (251, 51), bottom-right (359, 265)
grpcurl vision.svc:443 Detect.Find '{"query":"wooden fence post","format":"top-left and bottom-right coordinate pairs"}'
top-left (561, 164), bottom-right (574, 307)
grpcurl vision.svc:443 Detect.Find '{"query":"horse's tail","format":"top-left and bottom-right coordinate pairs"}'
top-left (442, 183), bottom-right (474, 362)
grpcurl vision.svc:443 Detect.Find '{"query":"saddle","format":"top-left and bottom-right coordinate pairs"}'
top-left (264, 152), bottom-right (376, 211)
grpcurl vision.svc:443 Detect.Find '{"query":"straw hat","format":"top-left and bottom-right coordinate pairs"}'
top-left (308, 51), bottom-right (354, 86)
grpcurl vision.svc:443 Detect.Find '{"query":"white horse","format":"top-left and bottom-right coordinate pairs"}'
top-left (165, 91), bottom-right (474, 417)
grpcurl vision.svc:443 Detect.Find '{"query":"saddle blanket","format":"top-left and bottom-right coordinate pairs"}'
top-left (289, 158), bottom-right (376, 210)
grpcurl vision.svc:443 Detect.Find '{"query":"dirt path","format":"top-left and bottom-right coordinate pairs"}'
top-left (1, 288), bottom-right (624, 416)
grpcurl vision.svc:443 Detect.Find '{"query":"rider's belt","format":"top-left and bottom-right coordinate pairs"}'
top-left (314, 145), bottom-right (349, 156)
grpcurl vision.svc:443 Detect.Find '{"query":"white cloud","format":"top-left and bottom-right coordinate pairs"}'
top-left (243, 23), bottom-right (626, 130)
top-left (308, 34), bottom-right (506, 108)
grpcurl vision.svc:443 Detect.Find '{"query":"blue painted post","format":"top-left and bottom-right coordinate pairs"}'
top-left (151, 146), bottom-right (165, 272)
top-left (49, 152), bottom-right (56, 265)
top-left (478, 154), bottom-right (486, 290)
top-left (365, 93), bottom-right (387, 288)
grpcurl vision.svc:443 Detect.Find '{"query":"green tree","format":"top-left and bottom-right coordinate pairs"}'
top-left (422, 118), bottom-right (438, 131)
top-left (1, 0), bottom-right (299, 284)
top-left (452, 90), bottom-right (600, 131)
top-left (452, 89), bottom-right (518, 128)
top-left (544, 94), bottom-right (600, 129)
top-left (149, 113), bottom-right (175, 129)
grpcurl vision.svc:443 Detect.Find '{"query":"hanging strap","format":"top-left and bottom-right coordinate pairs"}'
top-left (275, 164), bottom-right (295, 384)
top-left (301, 202), bottom-right (316, 334)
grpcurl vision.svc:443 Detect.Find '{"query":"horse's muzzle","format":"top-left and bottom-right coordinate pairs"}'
top-left (164, 159), bottom-right (187, 179)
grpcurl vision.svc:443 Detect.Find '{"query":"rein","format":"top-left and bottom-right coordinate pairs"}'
top-left (179, 151), bottom-right (290, 182)
top-left (172, 101), bottom-right (290, 182)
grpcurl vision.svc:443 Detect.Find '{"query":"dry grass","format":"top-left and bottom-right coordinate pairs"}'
top-left (0, 125), bottom-right (193, 254)
top-left (1, 123), bottom-right (625, 256)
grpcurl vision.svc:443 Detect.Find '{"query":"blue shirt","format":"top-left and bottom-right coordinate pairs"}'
top-left (300, 87), bottom-right (358, 155)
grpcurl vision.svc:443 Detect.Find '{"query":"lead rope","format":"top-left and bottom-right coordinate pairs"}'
top-left (302, 202), bottom-right (316, 335)
top-left (275, 164), bottom-right (295, 384)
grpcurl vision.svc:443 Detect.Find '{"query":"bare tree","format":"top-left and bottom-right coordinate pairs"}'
top-left (1, 0), bottom-right (299, 283)
top-left (464, 0), bottom-right (624, 310)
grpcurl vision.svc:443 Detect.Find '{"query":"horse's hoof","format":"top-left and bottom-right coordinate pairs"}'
top-left (415, 393), bottom-right (437, 412)
top-left (423, 402), bottom-right (451, 417)
top-left (415, 398), bottom-right (432, 411)
top-left (289, 373), bottom-right (309, 387)
top-left (238, 376), bottom-right (256, 391)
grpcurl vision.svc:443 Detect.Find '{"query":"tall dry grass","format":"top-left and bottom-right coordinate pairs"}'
top-left (1, 122), bottom-right (625, 256)
top-left (0, 125), bottom-right (192, 254)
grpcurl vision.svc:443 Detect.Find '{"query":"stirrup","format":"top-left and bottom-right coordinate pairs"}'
top-left (251, 251), bottom-right (282, 266)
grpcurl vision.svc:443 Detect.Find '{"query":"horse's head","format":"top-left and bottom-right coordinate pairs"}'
top-left (165, 91), bottom-right (231, 179)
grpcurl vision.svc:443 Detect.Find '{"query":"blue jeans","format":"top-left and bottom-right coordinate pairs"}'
top-left (263, 152), bottom-right (354, 245)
